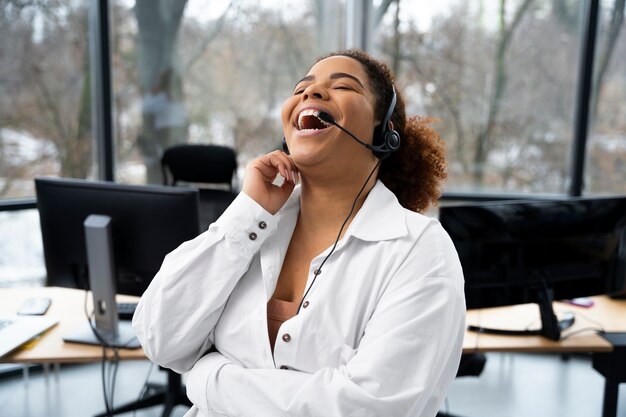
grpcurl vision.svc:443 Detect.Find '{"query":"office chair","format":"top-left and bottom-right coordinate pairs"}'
top-left (437, 353), bottom-right (487, 417)
top-left (161, 143), bottom-right (238, 231)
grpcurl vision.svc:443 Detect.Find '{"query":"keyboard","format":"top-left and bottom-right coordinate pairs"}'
top-left (117, 303), bottom-right (137, 320)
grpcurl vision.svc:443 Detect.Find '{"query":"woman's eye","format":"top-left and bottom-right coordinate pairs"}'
top-left (334, 85), bottom-right (353, 91)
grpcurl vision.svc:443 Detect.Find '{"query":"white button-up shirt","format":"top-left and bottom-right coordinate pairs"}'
top-left (133, 180), bottom-right (466, 417)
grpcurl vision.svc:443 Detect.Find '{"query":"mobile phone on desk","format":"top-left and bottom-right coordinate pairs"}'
top-left (17, 297), bottom-right (52, 315)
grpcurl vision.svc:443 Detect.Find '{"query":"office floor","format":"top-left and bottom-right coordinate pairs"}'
top-left (0, 353), bottom-right (624, 417)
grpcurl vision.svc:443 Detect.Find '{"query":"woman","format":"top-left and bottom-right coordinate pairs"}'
top-left (133, 49), bottom-right (465, 417)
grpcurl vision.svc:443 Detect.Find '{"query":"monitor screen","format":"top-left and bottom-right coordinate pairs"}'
top-left (35, 177), bottom-right (200, 296)
top-left (439, 197), bottom-right (626, 310)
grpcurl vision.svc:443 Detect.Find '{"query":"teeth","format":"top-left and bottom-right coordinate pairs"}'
top-left (297, 109), bottom-right (331, 130)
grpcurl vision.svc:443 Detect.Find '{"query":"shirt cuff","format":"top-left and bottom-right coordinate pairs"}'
top-left (213, 192), bottom-right (278, 256)
top-left (186, 352), bottom-right (232, 414)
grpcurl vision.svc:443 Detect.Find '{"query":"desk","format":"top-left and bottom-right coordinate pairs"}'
top-left (463, 296), bottom-right (626, 353)
top-left (0, 286), bottom-right (145, 364)
top-left (0, 286), bottom-right (191, 417)
top-left (463, 295), bottom-right (626, 417)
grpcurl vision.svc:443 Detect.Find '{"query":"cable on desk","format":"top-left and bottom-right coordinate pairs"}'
top-left (568, 309), bottom-right (606, 331)
top-left (560, 326), bottom-right (605, 341)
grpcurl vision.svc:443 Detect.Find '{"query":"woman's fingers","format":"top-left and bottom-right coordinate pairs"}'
top-left (242, 151), bottom-right (299, 214)
top-left (265, 151), bottom-right (297, 183)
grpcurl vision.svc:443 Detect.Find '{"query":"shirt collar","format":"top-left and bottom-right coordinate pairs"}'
top-left (276, 180), bottom-right (408, 242)
top-left (345, 180), bottom-right (408, 242)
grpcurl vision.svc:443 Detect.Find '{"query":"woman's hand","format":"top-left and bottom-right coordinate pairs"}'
top-left (242, 151), bottom-right (299, 215)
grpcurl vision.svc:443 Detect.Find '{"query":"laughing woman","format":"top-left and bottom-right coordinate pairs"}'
top-left (133, 49), bottom-right (465, 417)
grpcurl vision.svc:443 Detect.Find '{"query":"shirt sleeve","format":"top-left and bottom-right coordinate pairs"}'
top-left (132, 192), bottom-right (278, 373)
top-left (186, 223), bottom-right (466, 417)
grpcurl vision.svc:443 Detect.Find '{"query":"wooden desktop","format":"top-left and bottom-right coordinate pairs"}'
top-left (464, 297), bottom-right (626, 353)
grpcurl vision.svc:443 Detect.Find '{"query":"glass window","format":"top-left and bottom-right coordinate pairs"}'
top-left (0, 1), bottom-right (94, 199)
top-left (0, 2), bottom-right (94, 286)
top-left (375, 0), bottom-right (585, 194)
top-left (586, 0), bottom-right (626, 195)
top-left (0, 210), bottom-right (45, 287)
top-left (111, 0), bottom-right (346, 185)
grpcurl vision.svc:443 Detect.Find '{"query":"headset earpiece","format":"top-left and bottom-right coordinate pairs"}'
top-left (371, 86), bottom-right (400, 160)
top-left (282, 137), bottom-right (290, 155)
top-left (384, 127), bottom-right (401, 152)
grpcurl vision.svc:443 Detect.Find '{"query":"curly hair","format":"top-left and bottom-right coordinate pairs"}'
top-left (318, 49), bottom-right (447, 213)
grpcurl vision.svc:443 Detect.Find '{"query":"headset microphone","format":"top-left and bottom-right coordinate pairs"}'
top-left (317, 111), bottom-right (374, 150)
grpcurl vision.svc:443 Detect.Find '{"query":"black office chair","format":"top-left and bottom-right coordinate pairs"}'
top-left (161, 143), bottom-right (238, 231)
top-left (437, 353), bottom-right (487, 417)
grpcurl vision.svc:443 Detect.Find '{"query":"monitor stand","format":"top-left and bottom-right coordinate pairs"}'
top-left (64, 321), bottom-right (140, 349)
top-left (468, 274), bottom-right (575, 341)
top-left (63, 214), bottom-right (140, 349)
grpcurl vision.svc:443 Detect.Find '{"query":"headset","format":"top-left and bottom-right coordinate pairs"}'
top-left (370, 85), bottom-right (401, 159)
top-left (282, 85), bottom-right (401, 160)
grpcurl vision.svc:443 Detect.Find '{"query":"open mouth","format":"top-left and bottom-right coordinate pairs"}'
top-left (297, 109), bottom-right (332, 132)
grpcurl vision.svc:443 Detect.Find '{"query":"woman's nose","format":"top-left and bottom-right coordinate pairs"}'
top-left (302, 83), bottom-right (328, 101)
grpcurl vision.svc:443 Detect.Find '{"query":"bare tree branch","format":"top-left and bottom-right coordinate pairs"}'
top-left (472, 0), bottom-right (535, 186)
top-left (184, 1), bottom-right (232, 74)
top-left (590, 0), bottom-right (625, 122)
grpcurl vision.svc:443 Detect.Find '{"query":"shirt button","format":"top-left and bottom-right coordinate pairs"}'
top-left (258, 221), bottom-right (267, 229)
top-left (249, 232), bottom-right (257, 240)
top-left (282, 333), bottom-right (291, 343)
top-left (302, 301), bottom-right (310, 309)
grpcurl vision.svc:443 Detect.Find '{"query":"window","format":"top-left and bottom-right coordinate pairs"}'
top-left (111, 0), bottom-right (346, 185)
top-left (0, 1), bottom-right (95, 286)
top-left (586, 0), bottom-right (626, 195)
top-left (0, 210), bottom-right (45, 287)
top-left (376, 0), bottom-right (585, 194)
top-left (0, 1), bottom-right (94, 199)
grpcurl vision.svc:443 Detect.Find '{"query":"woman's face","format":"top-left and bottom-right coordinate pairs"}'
top-left (281, 55), bottom-right (379, 169)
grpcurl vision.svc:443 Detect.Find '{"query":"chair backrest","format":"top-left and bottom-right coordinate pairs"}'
top-left (161, 144), bottom-right (237, 188)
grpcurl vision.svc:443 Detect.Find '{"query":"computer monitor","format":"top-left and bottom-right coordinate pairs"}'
top-left (439, 196), bottom-right (626, 340)
top-left (35, 177), bottom-right (200, 347)
top-left (35, 177), bottom-right (200, 296)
